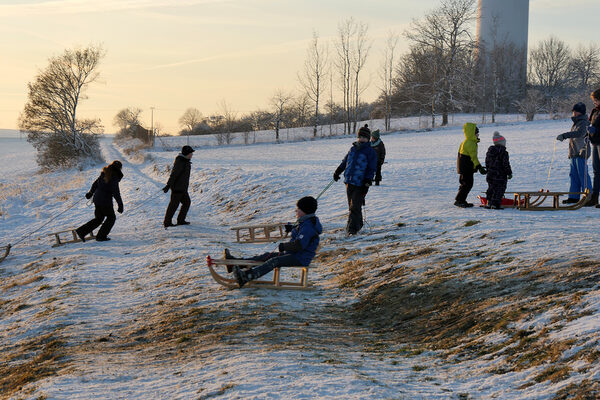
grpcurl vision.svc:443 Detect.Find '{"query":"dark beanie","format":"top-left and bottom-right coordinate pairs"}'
top-left (572, 102), bottom-right (586, 114)
top-left (182, 145), bottom-right (195, 155)
top-left (357, 124), bottom-right (371, 139)
top-left (297, 196), bottom-right (317, 215)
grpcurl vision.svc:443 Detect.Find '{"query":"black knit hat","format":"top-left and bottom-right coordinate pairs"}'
top-left (572, 102), bottom-right (586, 114)
top-left (297, 196), bottom-right (318, 215)
top-left (357, 124), bottom-right (371, 139)
top-left (181, 145), bottom-right (195, 155)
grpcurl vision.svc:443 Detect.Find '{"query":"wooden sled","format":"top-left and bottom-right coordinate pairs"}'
top-left (0, 244), bottom-right (11, 263)
top-left (230, 222), bottom-right (289, 243)
top-left (513, 189), bottom-right (590, 211)
top-left (206, 255), bottom-right (312, 290)
top-left (49, 229), bottom-right (95, 247)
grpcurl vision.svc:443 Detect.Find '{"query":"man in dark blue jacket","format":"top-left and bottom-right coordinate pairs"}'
top-left (163, 145), bottom-right (194, 228)
top-left (229, 196), bottom-right (322, 288)
top-left (333, 124), bottom-right (377, 235)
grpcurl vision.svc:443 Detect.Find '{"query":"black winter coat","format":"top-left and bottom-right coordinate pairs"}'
top-left (485, 145), bottom-right (512, 180)
top-left (90, 170), bottom-right (123, 209)
top-left (371, 140), bottom-right (386, 166)
top-left (167, 154), bottom-right (192, 193)
top-left (590, 107), bottom-right (600, 145)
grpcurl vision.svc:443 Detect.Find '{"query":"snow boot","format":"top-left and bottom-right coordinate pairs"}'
top-left (232, 266), bottom-right (250, 288)
top-left (584, 192), bottom-right (599, 207)
top-left (562, 198), bottom-right (579, 204)
top-left (223, 248), bottom-right (238, 273)
top-left (75, 228), bottom-right (86, 243)
top-left (96, 236), bottom-right (111, 242)
top-left (454, 200), bottom-right (474, 208)
top-left (164, 221), bottom-right (176, 229)
top-left (177, 221), bottom-right (191, 225)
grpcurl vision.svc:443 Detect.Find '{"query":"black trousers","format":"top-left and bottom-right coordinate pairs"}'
top-left (77, 204), bottom-right (116, 240)
top-left (247, 252), bottom-right (301, 280)
top-left (375, 163), bottom-right (383, 183)
top-left (346, 184), bottom-right (367, 234)
top-left (486, 176), bottom-right (508, 207)
top-left (455, 173), bottom-right (474, 203)
top-left (164, 191), bottom-right (191, 224)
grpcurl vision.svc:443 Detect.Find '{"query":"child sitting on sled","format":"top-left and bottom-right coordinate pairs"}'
top-left (484, 132), bottom-right (513, 209)
top-left (225, 196), bottom-right (322, 288)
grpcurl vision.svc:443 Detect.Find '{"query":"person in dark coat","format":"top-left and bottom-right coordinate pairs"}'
top-left (455, 122), bottom-right (486, 208)
top-left (76, 160), bottom-right (124, 242)
top-left (163, 145), bottom-right (194, 228)
top-left (228, 196), bottom-right (322, 288)
top-left (587, 89), bottom-right (600, 207)
top-left (556, 102), bottom-right (591, 203)
top-left (370, 129), bottom-right (386, 185)
top-left (333, 124), bottom-right (377, 235)
top-left (484, 132), bottom-right (513, 209)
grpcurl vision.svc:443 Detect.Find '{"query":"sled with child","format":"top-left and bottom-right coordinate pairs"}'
top-left (48, 228), bottom-right (96, 247)
top-left (205, 255), bottom-right (313, 290)
top-left (478, 189), bottom-right (590, 210)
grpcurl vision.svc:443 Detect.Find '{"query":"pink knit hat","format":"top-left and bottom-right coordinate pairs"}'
top-left (492, 131), bottom-right (506, 147)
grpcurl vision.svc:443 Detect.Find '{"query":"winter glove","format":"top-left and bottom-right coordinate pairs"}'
top-left (333, 172), bottom-right (340, 182)
top-left (508, 174), bottom-right (513, 180)
top-left (85, 192), bottom-right (93, 199)
top-left (162, 185), bottom-right (169, 193)
top-left (284, 223), bottom-right (294, 233)
top-left (364, 179), bottom-right (372, 188)
top-left (478, 165), bottom-right (487, 175)
top-left (556, 134), bottom-right (565, 141)
top-left (117, 205), bottom-right (123, 214)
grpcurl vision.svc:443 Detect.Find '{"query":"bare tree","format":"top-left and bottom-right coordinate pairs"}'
top-left (18, 45), bottom-right (105, 169)
top-left (570, 44), bottom-right (600, 91)
top-left (529, 37), bottom-right (573, 113)
top-left (298, 31), bottom-right (328, 137)
top-left (334, 18), bottom-right (372, 134)
top-left (405, 0), bottom-right (476, 126)
top-left (178, 107), bottom-right (203, 134)
top-left (113, 107), bottom-right (143, 139)
top-left (380, 31), bottom-right (399, 131)
top-left (271, 90), bottom-right (292, 142)
top-left (514, 88), bottom-right (545, 121)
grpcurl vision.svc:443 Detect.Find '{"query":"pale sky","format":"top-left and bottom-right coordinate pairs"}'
top-left (0, 0), bottom-right (598, 133)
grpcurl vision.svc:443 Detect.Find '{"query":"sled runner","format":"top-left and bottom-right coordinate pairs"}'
top-left (49, 229), bottom-right (95, 247)
top-left (512, 189), bottom-right (590, 211)
top-left (206, 255), bottom-right (312, 290)
top-left (230, 222), bottom-right (289, 243)
top-left (0, 244), bottom-right (11, 263)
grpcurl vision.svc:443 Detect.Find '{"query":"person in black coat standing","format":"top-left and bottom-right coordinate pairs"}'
top-left (163, 145), bottom-right (194, 228)
top-left (370, 129), bottom-right (386, 185)
top-left (484, 132), bottom-right (512, 209)
top-left (76, 160), bottom-right (124, 242)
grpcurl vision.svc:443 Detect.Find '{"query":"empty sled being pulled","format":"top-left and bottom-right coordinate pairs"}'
top-left (479, 189), bottom-right (589, 210)
top-left (206, 256), bottom-right (312, 290)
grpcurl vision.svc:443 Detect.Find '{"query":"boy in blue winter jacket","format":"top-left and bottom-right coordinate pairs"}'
top-left (228, 196), bottom-right (322, 288)
top-left (333, 124), bottom-right (378, 235)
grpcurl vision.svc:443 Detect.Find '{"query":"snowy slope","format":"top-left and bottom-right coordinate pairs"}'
top-left (1, 117), bottom-right (600, 399)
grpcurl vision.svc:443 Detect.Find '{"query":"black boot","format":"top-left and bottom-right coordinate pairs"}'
top-left (584, 193), bottom-right (599, 207)
top-left (232, 266), bottom-right (250, 288)
top-left (75, 228), bottom-right (86, 243)
top-left (223, 249), bottom-right (238, 273)
top-left (562, 198), bottom-right (579, 204)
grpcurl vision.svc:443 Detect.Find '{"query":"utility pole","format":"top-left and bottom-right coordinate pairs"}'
top-left (150, 106), bottom-right (155, 147)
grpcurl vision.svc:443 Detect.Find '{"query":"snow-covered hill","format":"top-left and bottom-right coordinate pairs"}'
top-left (1, 118), bottom-right (600, 399)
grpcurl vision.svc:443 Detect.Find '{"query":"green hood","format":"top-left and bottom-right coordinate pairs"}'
top-left (463, 122), bottom-right (479, 142)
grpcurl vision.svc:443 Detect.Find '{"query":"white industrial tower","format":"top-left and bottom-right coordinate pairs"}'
top-left (477, 0), bottom-right (530, 88)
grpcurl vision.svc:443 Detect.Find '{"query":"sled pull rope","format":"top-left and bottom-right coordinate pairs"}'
top-left (123, 188), bottom-right (163, 215)
top-left (315, 179), bottom-right (335, 201)
top-left (546, 140), bottom-right (557, 188)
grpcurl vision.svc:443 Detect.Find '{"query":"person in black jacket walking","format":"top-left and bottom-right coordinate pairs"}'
top-left (76, 160), bottom-right (124, 242)
top-left (370, 129), bottom-right (386, 185)
top-left (587, 89), bottom-right (600, 207)
top-left (163, 145), bottom-right (194, 228)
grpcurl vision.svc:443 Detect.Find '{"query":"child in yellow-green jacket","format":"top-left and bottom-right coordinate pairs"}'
top-left (455, 122), bottom-right (487, 208)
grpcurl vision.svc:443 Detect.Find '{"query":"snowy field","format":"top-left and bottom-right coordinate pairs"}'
top-left (1, 117), bottom-right (600, 399)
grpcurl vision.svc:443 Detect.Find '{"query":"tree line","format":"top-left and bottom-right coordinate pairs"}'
top-left (18, 0), bottom-right (600, 169)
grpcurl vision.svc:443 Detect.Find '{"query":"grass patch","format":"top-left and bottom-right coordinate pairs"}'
top-left (464, 220), bottom-right (480, 227)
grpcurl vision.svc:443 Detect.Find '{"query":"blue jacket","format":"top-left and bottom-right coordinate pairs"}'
top-left (336, 142), bottom-right (377, 186)
top-left (282, 214), bottom-right (322, 266)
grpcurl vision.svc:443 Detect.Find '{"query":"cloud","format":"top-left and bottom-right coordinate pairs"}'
top-left (0, 0), bottom-right (233, 16)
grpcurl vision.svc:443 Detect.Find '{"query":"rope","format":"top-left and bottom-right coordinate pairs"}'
top-left (315, 179), bottom-right (335, 200)
top-left (122, 189), bottom-right (163, 215)
top-left (10, 197), bottom-right (86, 247)
top-left (545, 140), bottom-right (557, 188)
